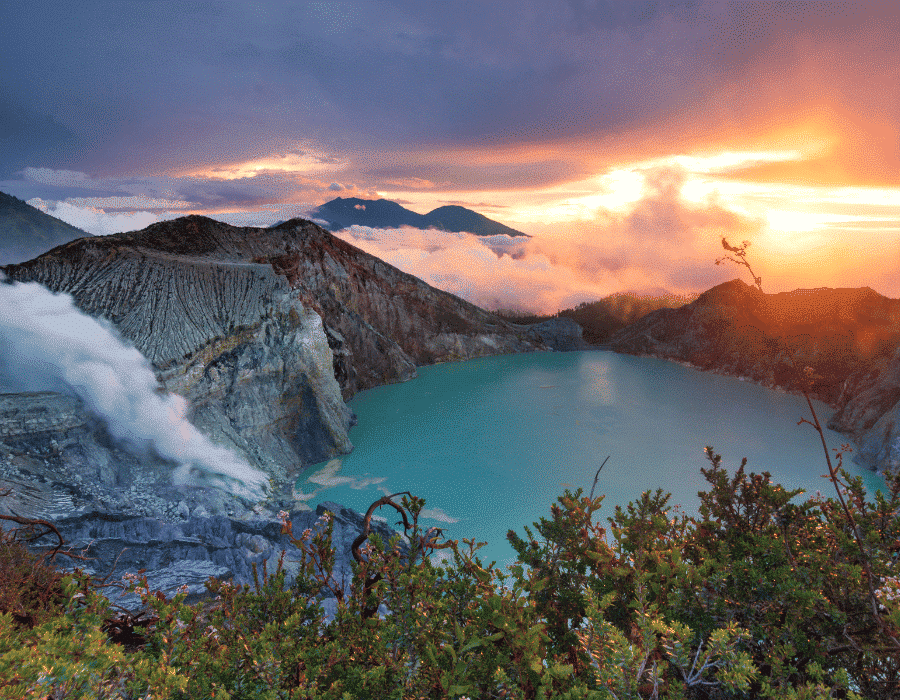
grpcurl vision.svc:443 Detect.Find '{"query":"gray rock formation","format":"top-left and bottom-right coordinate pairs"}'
top-left (1, 392), bottom-right (162, 522)
top-left (608, 279), bottom-right (900, 473)
top-left (3, 221), bottom-right (355, 488)
top-left (525, 317), bottom-right (593, 351)
top-left (25, 501), bottom-right (411, 624)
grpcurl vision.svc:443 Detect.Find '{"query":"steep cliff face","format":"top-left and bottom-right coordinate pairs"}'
top-left (608, 279), bottom-right (900, 472)
top-left (251, 217), bottom-right (547, 397)
top-left (830, 348), bottom-right (900, 472)
top-left (2, 226), bottom-right (354, 487)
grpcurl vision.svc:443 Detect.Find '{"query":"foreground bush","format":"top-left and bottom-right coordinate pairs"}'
top-left (1, 447), bottom-right (898, 699)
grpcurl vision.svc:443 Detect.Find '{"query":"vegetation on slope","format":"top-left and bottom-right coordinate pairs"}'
top-left (2, 442), bottom-right (899, 699)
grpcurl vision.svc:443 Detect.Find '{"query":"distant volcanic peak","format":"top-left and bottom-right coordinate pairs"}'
top-left (313, 197), bottom-right (425, 231)
top-left (422, 205), bottom-right (530, 238)
top-left (311, 196), bottom-right (529, 237)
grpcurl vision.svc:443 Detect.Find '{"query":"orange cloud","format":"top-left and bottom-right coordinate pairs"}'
top-left (333, 165), bottom-right (768, 314)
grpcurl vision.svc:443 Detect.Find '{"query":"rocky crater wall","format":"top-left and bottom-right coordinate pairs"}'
top-left (608, 279), bottom-right (900, 473)
top-left (0, 215), bottom-right (586, 606)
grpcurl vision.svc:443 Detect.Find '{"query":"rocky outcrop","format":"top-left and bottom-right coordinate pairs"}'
top-left (0, 391), bottom-right (276, 523)
top-left (525, 317), bottom-right (593, 351)
top-left (25, 501), bottom-right (410, 623)
top-left (608, 279), bottom-right (900, 473)
top-left (2, 223), bottom-right (355, 491)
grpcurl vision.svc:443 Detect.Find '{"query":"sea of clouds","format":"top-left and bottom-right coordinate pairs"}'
top-left (331, 167), bottom-right (763, 313)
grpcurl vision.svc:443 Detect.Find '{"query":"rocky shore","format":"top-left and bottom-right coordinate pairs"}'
top-left (607, 279), bottom-right (900, 474)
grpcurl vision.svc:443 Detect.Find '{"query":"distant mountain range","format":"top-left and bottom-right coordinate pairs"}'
top-left (0, 190), bottom-right (89, 266)
top-left (309, 197), bottom-right (530, 237)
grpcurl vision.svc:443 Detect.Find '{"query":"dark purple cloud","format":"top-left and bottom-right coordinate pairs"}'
top-left (2, 0), bottom-right (898, 219)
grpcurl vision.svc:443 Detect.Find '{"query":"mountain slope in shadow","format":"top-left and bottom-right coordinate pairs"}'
top-left (0, 190), bottom-right (89, 265)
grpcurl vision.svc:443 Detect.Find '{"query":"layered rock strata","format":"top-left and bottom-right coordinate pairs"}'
top-left (608, 279), bottom-right (900, 473)
top-left (2, 215), bottom-right (557, 401)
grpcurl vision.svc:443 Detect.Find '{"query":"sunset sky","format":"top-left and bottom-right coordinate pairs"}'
top-left (2, 1), bottom-right (898, 313)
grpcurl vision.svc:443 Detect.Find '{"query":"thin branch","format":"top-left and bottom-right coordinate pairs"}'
top-left (717, 238), bottom-right (900, 650)
top-left (588, 455), bottom-right (610, 501)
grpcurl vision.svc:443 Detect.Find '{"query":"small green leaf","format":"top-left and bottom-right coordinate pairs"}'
top-left (461, 638), bottom-right (484, 652)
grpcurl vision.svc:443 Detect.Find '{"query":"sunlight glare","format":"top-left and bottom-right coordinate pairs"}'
top-left (636, 150), bottom-right (804, 174)
top-left (766, 210), bottom-right (822, 233)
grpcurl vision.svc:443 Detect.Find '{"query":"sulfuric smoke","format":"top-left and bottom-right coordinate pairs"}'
top-left (0, 272), bottom-right (269, 501)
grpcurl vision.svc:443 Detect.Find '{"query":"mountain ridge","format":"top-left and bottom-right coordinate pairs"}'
top-left (310, 197), bottom-right (530, 237)
top-left (608, 278), bottom-right (900, 473)
top-left (1, 215), bottom-right (577, 501)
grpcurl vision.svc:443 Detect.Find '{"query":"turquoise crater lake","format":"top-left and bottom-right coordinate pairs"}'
top-left (296, 351), bottom-right (884, 569)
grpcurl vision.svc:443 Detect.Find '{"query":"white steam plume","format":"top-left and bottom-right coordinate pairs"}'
top-left (0, 274), bottom-right (269, 501)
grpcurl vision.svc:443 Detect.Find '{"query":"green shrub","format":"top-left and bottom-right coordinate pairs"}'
top-left (0, 523), bottom-right (69, 629)
top-left (1, 452), bottom-right (897, 698)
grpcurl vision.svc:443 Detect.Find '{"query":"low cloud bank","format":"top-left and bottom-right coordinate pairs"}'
top-left (334, 167), bottom-right (763, 313)
top-left (27, 198), bottom-right (179, 236)
top-left (0, 274), bottom-right (269, 500)
top-left (26, 197), bottom-right (319, 235)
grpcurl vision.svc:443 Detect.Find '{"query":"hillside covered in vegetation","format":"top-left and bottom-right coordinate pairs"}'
top-left (2, 441), bottom-right (898, 698)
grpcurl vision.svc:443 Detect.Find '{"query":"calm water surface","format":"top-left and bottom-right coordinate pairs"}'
top-left (297, 351), bottom-right (884, 569)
